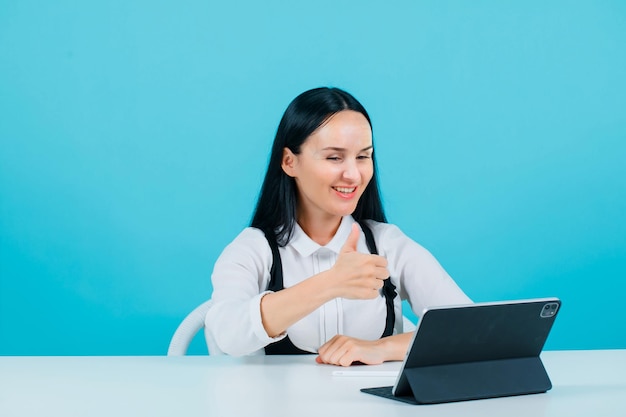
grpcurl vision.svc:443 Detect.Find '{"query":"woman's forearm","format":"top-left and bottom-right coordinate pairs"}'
top-left (260, 270), bottom-right (338, 337)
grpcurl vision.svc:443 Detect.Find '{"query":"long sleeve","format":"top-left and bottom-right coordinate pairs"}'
top-left (205, 228), bottom-right (286, 356)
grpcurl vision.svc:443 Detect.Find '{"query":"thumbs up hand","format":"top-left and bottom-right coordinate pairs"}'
top-left (329, 223), bottom-right (389, 300)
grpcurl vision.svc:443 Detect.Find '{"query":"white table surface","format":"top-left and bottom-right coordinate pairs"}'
top-left (1, 350), bottom-right (625, 417)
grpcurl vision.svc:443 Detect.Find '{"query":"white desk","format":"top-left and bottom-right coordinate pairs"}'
top-left (1, 350), bottom-right (624, 417)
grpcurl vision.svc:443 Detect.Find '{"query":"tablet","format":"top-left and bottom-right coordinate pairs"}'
top-left (361, 297), bottom-right (561, 404)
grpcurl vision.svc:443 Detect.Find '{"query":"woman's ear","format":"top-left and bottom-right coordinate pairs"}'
top-left (281, 148), bottom-right (297, 177)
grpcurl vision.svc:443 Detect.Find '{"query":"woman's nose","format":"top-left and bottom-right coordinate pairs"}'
top-left (342, 160), bottom-right (360, 180)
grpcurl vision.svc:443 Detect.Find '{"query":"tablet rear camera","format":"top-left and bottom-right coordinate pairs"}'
top-left (540, 302), bottom-right (559, 318)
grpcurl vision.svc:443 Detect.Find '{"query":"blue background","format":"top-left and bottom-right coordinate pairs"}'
top-left (1, 1), bottom-right (625, 355)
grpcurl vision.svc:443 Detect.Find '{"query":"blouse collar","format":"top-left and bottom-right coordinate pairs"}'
top-left (289, 216), bottom-right (355, 257)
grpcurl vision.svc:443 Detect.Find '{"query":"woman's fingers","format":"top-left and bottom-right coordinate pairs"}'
top-left (330, 251), bottom-right (389, 299)
top-left (317, 336), bottom-right (385, 367)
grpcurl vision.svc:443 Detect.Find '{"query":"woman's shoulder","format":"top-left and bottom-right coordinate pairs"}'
top-left (360, 219), bottom-right (402, 237)
top-left (361, 220), bottom-right (430, 253)
top-left (211, 227), bottom-right (275, 289)
top-left (218, 227), bottom-right (272, 261)
top-left (233, 226), bottom-right (268, 242)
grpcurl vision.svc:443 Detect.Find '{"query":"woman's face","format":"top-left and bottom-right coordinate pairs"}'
top-left (281, 110), bottom-right (374, 226)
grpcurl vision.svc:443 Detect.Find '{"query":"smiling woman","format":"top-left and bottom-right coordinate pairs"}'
top-left (281, 110), bottom-right (374, 244)
top-left (205, 87), bottom-right (471, 366)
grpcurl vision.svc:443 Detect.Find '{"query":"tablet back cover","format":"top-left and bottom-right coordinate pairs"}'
top-left (394, 298), bottom-right (560, 403)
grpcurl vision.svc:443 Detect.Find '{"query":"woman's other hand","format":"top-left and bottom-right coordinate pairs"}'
top-left (316, 332), bottom-right (414, 367)
top-left (316, 335), bottom-right (385, 367)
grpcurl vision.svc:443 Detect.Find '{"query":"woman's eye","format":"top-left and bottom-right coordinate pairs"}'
top-left (357, 155), bottom-right (372, 160)
top-left (327, 156), bottom-right (341, 161)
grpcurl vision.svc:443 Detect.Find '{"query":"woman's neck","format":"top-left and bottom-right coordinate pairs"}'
top-left (297, 214), bottom-right (343, 246)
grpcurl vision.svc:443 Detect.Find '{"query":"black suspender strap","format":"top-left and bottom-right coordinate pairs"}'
top-left (263, 228), bottom-right (284, 293)
top-left (357, 221), bottom-right (397, 338)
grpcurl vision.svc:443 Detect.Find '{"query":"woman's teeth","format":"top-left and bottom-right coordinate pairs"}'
top-left (334, 187), bottom-right (356, 194)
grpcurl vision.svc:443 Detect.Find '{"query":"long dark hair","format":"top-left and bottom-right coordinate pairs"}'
top-left (251, 87), bottom-right (386, 245)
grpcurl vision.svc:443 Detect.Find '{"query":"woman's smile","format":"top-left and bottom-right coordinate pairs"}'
top-left (332, 186), bottom-right (358, 199)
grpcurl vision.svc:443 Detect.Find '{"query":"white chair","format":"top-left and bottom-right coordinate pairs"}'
top-left (167, 299), bottom-right (417, 356)
top-left (167, 299), bottom-right (216, 356)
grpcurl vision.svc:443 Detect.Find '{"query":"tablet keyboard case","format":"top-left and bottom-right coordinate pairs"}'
top-left (362, 299), bottom-right (560, 404)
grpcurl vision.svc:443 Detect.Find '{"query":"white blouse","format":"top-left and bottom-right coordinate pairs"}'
top-left (205, 216), bottom-right (471, 356)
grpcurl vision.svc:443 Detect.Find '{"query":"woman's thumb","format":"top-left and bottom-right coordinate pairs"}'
top-left (340, 223), bottom-right (360, 253)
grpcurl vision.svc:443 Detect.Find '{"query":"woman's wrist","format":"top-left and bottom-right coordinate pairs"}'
top-left (380, 332), bottom-right (413, 362)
